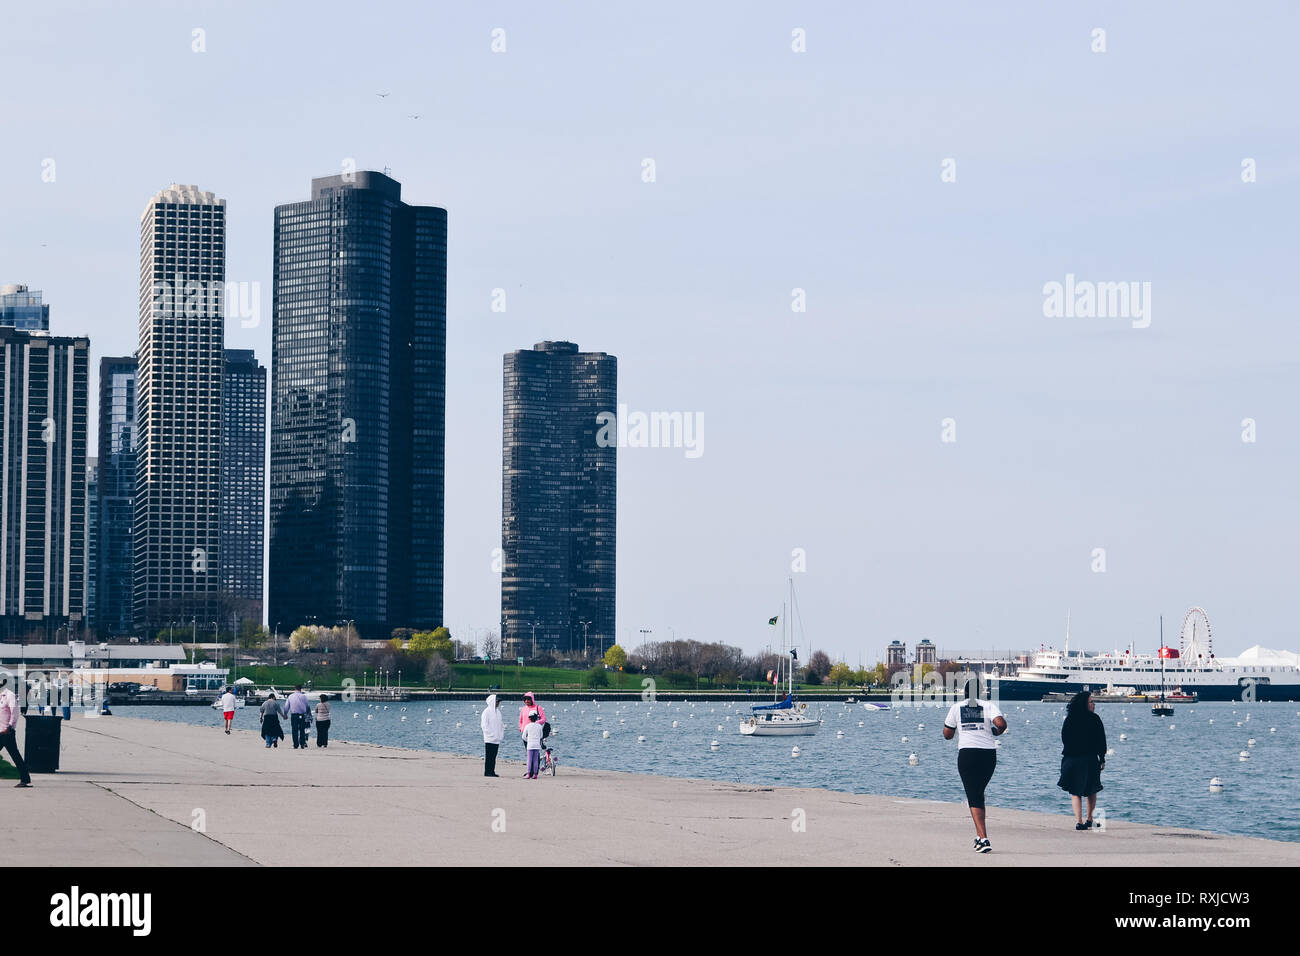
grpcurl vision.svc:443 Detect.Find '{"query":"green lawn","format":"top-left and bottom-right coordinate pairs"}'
top-left (0, 755), bottom-right (18, 779)
top-left (222, 658), bottom-right (858, 695)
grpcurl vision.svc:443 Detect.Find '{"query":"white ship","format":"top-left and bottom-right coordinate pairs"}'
top-left (982, 608), bottom-right (1300, 702)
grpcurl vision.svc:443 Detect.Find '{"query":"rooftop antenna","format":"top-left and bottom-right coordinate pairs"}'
top-left (1064, 609), bottom-right (1071, 656)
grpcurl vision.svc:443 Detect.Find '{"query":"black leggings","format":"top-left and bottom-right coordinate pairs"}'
top-left (957, 748), bottom-right (997, 809)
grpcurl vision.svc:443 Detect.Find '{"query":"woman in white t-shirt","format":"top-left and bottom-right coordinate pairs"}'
top-left (942, 681), bottom-right (1007, 854)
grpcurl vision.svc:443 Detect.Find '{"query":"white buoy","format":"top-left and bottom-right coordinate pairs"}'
top-left (836, 730), bottom-right (845, 738)
top-left (1237, 721), bottom-right (1243, 727)
top-left (1209, 719), bottom-right (1214, 724)
top-left (353, 713), bottom-right (359, 718)
top-left (791, 746), bottom-right (801, 757)
top-left (908, 752), bottom-right (919, 766)
top-left (917, 723), bottom-right (925, 730)
top-left (1270, 727), bottom-right (1276, 734)
top-left (455, 721), bottom-right (462, 728)
top-left (1247, 738), bottom-right (1256, 747)
top-left (1239, 750), bottom-right (1250, 761)
top-left (595, 716), bottom-right (601, 722)
top-left (1106, 748), bottom-right (1116, 756)
top-left (637, 735), bottom-right (646, 742)
top-left (1119, 733), bottom-right (1127, 741)
top-left (901, 736), bottom-right (908, 743)
top-left (367, 714), bottom-right (373, 720)
top-left (710, 739), bottom-right (719, 750)
top-left (1169, 724), bottom-right (1175, 730)
top-left (1209, 777), bottom-right (1224, 793)
top-left (672, 720), bottom-right (679, 728)
top-left (716, 724), bottom-right (723, 731)
top-left (602, 730), bottom-right (610, 739)
top-left (401, 716), bottom-right (407, 721)
top-left (425, 718), bottom-right (432, 723)
top-left (857, 721), bottom-right (864, 728)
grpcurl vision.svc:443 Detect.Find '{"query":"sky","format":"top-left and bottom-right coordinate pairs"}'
top-left (1, 1), bottom-right (1297, 661)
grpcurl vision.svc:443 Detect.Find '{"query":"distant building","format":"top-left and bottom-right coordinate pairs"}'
top-left (0, 327), bottom-right (90, 642)
top-left (915, 639), bottom-right (936, 665)
top-left (85, 458), bottom-right (97, 633)
top-left (886, 640), bottom-right (907, 669)
top-left (500, 341), bottom-right (616, 659)
top-left (269, 171), bottom-right (447, 637)
top-left (96, 356), bottom-right (137, 636)
top-left (0, 284), bottom-right (50, 331)
top-left (134, 185), bottom-right (225, 630)
top-left (220, 349), bottom-right (265, 625)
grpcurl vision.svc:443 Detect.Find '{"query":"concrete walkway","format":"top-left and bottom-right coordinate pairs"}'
top-left (4, 716), bottom-right (1298, 866)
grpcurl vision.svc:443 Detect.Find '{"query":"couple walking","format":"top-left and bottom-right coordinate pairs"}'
top-left (258, 686), bottom-right (332, 749)
top-left (479, 691), bottom-right (548, 777)
top-left (942, 685), bottom-right (1107, 853)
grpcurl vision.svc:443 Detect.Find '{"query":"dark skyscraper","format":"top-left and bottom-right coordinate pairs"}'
top-left (501, 341), bottom-right (616, 660)
top-left (96, 356), bottom-right (136, 636)
top-left (86, 457), bottom-right (97, 633)
top-left (220, 348), bottom-right (266, 625)
top-left (0, 327), bottom-right (89, 642)
top-left (134, 184), bottom-right (225, 630)
top-left (269, 171), bottom-right (446, 638)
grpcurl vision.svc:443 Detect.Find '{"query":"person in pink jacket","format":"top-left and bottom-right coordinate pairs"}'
top-left (518, 692), bottom-right (546, 776)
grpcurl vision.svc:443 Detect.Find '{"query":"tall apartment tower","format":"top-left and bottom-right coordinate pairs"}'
top-left (220, 348), bottom-right (266, 625)
top-left (96, 356), bottom-right (136, 636)
top-left (500, 341), bottom-right (616, 660)
top-left (270, 171), bottom-right (446, 638)
top-left (85, 457), bottom-right (97, 633)
top-left (0, 327), bottom-right (89, 642)
top-left (0, 284), bottom-right (50, 331)
top-left (134, 185), bottom-right (225, 631)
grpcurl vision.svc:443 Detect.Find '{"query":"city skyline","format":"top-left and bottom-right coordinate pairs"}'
top-left (3, 2), bottom-right (1297, 659)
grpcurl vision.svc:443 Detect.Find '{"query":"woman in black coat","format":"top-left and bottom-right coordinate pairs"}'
top-left (1058, 691), bottom-right (1106, 829)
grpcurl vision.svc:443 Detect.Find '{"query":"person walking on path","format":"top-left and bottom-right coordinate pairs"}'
top-left (286, 685), bottom-right (312, 750)
top-left (0, 682), bottom-right (32, 787)
top-left (219, 686), bottom-right (237, 735)
top-left (1058, 690), bottom-right (1107, 829)
top-left (315, 694), bottom-right (331, 748)
top-left (259, 692), bottom-right (285, 748)
top-left (522, 711), bottom-right (544, 779)
top-left (517, 692), bottom-right (545, 776)
top-left (480, 694), bottom-right (504, 776)
top-left (942, 680), bottom-right (1007, 854)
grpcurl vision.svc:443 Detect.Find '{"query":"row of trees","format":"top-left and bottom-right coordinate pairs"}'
top-left (621, 639), bottom-right (889, 689)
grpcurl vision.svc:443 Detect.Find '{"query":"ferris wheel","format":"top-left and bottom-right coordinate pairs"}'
top-left (1179, 607), bottom-right (1213, 661)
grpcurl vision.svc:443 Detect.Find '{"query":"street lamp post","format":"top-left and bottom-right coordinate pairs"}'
top-left (273, 622), bottom-right (280, 666)
top-left (531, 621), bottom-right (542, 660)
top-left (580, 620), bottom-right (593, 661)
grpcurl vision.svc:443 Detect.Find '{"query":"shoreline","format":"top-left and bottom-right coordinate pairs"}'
top-left (6, 715), bottom-right (1299, 866)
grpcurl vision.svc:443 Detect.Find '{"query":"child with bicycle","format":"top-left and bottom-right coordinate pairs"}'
top-left (523, 712), bottom-right (545, 778)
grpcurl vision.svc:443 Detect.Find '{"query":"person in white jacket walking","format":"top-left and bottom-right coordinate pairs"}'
top-left (480, 694), bottom-right (504, 777)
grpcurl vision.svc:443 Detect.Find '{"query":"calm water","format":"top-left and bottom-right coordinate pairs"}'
top-left (115, 699), bottom-right (1300, 842)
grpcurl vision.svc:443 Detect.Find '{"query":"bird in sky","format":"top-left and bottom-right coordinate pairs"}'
top-left (408, 113), bottom-right (421, 120)
top-left (376, 91), bottom-right (390, 98)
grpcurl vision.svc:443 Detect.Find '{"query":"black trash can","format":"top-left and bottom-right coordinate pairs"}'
top-left (23, 715), bottom-right (62, 773)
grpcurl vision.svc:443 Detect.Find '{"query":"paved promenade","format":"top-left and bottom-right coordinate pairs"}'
top-left (5, 716), bottom-right (1298, 866)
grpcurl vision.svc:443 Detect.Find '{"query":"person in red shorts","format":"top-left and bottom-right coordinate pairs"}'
top-left (219, 686), bottom-right (237, 735)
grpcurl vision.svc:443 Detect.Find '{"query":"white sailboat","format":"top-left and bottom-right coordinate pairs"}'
top-left (740, 580), bottom-right (822, 737)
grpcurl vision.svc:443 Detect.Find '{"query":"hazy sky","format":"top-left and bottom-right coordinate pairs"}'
top-left (2, 1), bottom-right (1296, 660)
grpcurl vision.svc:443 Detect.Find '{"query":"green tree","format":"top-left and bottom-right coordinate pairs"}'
top-left (585, 665), bottom-right (609, 688)
top-left (603, 644), bottom-right (627, 669)
top-left (290, 626), bottom-right (317, 652)
top-left (408, 632), bottom-right (436, 657)
top-left (829, 661), bottom-right (853, 689)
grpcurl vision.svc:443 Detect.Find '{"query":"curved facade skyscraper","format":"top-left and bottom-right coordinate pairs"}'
top-left (269, 171), bottom-right (446, 638)
top-left (501, 341), bottom-right (616, 660)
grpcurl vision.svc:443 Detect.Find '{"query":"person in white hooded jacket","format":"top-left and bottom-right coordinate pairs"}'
top-left (480, 694), bottom-right (505, 777)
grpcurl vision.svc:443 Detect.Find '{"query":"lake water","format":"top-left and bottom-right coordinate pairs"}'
top-left (115, 699), bottom-right (1300, 843)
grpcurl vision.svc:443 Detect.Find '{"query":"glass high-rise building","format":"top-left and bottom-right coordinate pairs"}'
top-left (0, 284), bottom-right (50, 331)
top-left (220, 348), bottom-right (265, 625)
top-left (500, 341), bottom-right (616, 660)
top-left (134, 184), bottom-right (225, 630)
top-left (96, 355), bottom-right (136, 636)
top-left (86, 457), bottom-right (97, 633)
top-left (270, 171), bottom-right (446, 638)
top-left (0, 327), bottom-right (90, 642)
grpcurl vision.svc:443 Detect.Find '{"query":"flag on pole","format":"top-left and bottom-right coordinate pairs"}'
top-left (768, 616), bottom-right (778, 626)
